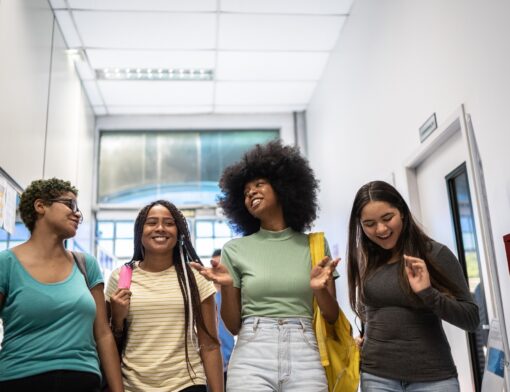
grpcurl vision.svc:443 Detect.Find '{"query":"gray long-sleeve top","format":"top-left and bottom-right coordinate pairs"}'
top-left (361, 241), bottom-right (480, 382)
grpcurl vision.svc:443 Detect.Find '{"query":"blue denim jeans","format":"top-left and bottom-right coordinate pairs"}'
top-left (361, 371), bottom-right (460, 392)
top-left (226, 317), bottom-right (328, 392)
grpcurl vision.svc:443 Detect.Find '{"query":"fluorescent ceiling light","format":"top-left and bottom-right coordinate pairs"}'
top-left (96, 68), bottom-right (214, 81)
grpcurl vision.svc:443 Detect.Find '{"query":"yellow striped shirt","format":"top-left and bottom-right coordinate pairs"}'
top-left (106, 262), bottom-right (216, 392)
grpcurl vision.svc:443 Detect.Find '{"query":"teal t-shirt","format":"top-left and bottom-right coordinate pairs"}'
top-left (0, 249), bottom-right (103, 381)
top-left (222, 228), bottom-right (335, 319)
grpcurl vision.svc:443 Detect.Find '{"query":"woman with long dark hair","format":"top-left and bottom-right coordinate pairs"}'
top-left (106, 200), bottom-right (223, 392)
top-left (347, 180), bottom-right (479, 392)
top-left (192, 140), bottom-right (339, 391)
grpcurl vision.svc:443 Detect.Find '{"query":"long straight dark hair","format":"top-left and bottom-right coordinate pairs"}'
top-left (128, 200), bottom-right (218, 378)
top-left (347, 181), bottom-right (463, 321)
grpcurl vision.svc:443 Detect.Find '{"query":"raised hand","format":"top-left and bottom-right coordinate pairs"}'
top-left (190, 258), bottom-right (234, 287)
top-left (310, 256), bottom-right (340, 291)
top-left (404, 254), bottom-right (431, 293)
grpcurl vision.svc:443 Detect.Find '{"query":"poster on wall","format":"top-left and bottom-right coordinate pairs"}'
top-left (3, 184), bottom-right (17, 234)
top-left (481, 319), bottom-right (506, 391)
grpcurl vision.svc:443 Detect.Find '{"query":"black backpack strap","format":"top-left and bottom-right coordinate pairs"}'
top-left (72, 251), bottom-right (90, 288)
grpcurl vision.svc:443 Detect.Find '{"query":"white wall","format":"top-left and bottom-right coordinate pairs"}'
top-left (96, 112), bottom-right (297, 145)
top-left (0, 0), bottom-right (96, 250)
top-left (307, 0), bottom-right (510, 372)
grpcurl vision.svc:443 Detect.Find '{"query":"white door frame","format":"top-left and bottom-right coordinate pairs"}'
top-left (404, 104), bottom-right (509, 391)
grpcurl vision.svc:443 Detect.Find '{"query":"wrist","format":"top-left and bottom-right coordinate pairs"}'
top-left (111, 319), bottom-right (126, 334)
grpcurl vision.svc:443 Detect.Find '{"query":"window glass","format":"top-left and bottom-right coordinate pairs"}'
top-left (196, 238), bottom-right (215, 259)
top-left (115, 239), bottom-right (133, 258)
top-left (116, 222), bottom-right (134, 238)
top-left (97, 222), bottom-right (114, 238)
top-left (196, 221), bottom-right (213, 237)
top-left (98, 130), bottom-right (278, 205)
top-left (98, 239), bottom-right (114, 255)
top-left (214, 221), bottom-right (232, 237)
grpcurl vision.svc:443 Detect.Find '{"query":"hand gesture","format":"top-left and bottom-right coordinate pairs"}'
top-left (404, 255), bottom-right (431, 293)
top-left (190, 258), bottom-right (234, 287)
top-left (110, 287), bottom-right (131, 326)
top-left (310, 256), bottom-right (339, 291)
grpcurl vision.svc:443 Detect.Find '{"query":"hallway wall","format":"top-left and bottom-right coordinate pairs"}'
top-left (306, 0), bottom-right (510, 378)
top-left (0, 0), bottom-right (95, 250)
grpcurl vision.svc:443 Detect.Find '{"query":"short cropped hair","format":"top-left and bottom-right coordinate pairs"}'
top-left (19, 178), bottom-right (78, 233)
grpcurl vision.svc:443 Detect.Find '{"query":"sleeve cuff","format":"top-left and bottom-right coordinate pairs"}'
top-left (416, 286), bottom-right (437, 307)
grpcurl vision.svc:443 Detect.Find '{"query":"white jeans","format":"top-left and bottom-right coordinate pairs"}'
top-left (226, 317), bottom-right (328, 392)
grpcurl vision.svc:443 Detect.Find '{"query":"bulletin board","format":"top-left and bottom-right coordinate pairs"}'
top-left (0, 166), bottom-right (23, 234)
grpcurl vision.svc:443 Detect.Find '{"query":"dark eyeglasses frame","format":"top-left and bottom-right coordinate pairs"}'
top-left (48, 198), bottom-right (83, 223)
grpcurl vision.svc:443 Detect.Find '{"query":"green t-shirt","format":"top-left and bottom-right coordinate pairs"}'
top-left (222, 228), bottom-right (334, 319)
top-left (0, 249), bottom-right (103, 381)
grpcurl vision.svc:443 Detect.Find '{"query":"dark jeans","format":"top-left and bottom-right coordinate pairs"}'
top-left (0, 370), bottom-right (100, 392)
top-left (180, 386), bottom-right (207, 392)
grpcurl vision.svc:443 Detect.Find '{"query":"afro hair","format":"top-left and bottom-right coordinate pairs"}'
top-left (218, 140), bottom-right (319, 235)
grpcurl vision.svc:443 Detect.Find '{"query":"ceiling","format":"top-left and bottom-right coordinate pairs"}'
top-left (49, 0), bottom-right (354, 116)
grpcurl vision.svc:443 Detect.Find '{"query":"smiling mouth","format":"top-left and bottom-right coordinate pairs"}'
top-left (251, 198), bottom-right (262, 208)
top-left (377, 233), bottom-right (392, 240)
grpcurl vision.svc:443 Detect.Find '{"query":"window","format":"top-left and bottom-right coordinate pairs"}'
top-left (0, 222), bottom-right (30, 250)
top-left (195, 220), bottom-right (236, 266)
top-left (98, 130), bottom-right (279, 205)
top-left (97, 220), bottom-right (135, 260)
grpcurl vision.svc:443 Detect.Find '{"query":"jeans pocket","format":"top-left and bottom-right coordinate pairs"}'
top-left (235, 325), bottom-right (261, 348)
top-left (299, 328), bottom-right (320, 352)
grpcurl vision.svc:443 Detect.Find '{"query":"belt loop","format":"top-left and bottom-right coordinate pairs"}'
top-left (299, 318), bottom-right (306, 331)
top-left (253, 317), bottom-right (260, 331)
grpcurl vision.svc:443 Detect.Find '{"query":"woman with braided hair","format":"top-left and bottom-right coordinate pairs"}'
top-left (106, 200), bottom-right (223, 392)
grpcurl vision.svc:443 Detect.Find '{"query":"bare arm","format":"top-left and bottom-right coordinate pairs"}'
top-left (198, 294), bottom-right (224, 392)
top-left (220, 285), bottom-right (242, 335)
top-left (91, 284), bottom-right (124, 392)
top-left (191, 259), bottom-right (242, 335)
top-left (311, 257), bottom-right (340, 323)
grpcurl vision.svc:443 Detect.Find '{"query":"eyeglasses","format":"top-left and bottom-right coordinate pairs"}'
top-left (49, 198), bottom-right (83, 223)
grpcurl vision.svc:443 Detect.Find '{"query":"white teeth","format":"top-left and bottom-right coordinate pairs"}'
top-left (252, 199), bottom-right (262, 207)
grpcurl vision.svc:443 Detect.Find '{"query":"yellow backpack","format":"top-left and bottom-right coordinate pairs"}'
top-left (309, 232), bottom-right (360, 392)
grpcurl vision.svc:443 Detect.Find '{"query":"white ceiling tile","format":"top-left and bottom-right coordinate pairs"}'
top-left (86, 49), bottom-right (215, 70)
top-left (214, 105), bottom-right (305, 114)
top-left (83, 81), bottom-right (105, 105)
top-left (221, 0), bottom-right (353, 15)
top-left (215, 81), bottom-right (315, 105)
top-left (49, 0), bottom-right (68, 9)
top-left (219, 14), bottom-right (345, 51)
top-left (98, 81), bottom-right (214, 105)
top-left (68, 0), bottom-right (217, 12)
top-left (106, 105), bottom-right (214, 115)
top-left (73, 11), bottom-right (216, 49)
top-left (93, 105), bottom-right (108, 115)
top-left (217, 51), bottom-right (329, 81)
top-left (54, 11), bottom-right (82, 48)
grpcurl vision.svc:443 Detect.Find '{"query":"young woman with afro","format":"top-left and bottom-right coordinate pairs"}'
top-left (192, 140), bottom-right (339, 392)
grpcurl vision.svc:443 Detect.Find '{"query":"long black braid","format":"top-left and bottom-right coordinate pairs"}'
top-left (129, 200), bottom-right (218, 380)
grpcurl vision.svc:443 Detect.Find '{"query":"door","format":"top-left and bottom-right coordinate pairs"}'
top-left (414, 130), bottom-right (476, 391)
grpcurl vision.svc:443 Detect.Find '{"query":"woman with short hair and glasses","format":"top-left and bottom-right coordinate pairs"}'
top-left (0, 178), bottom-right (123, 392)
